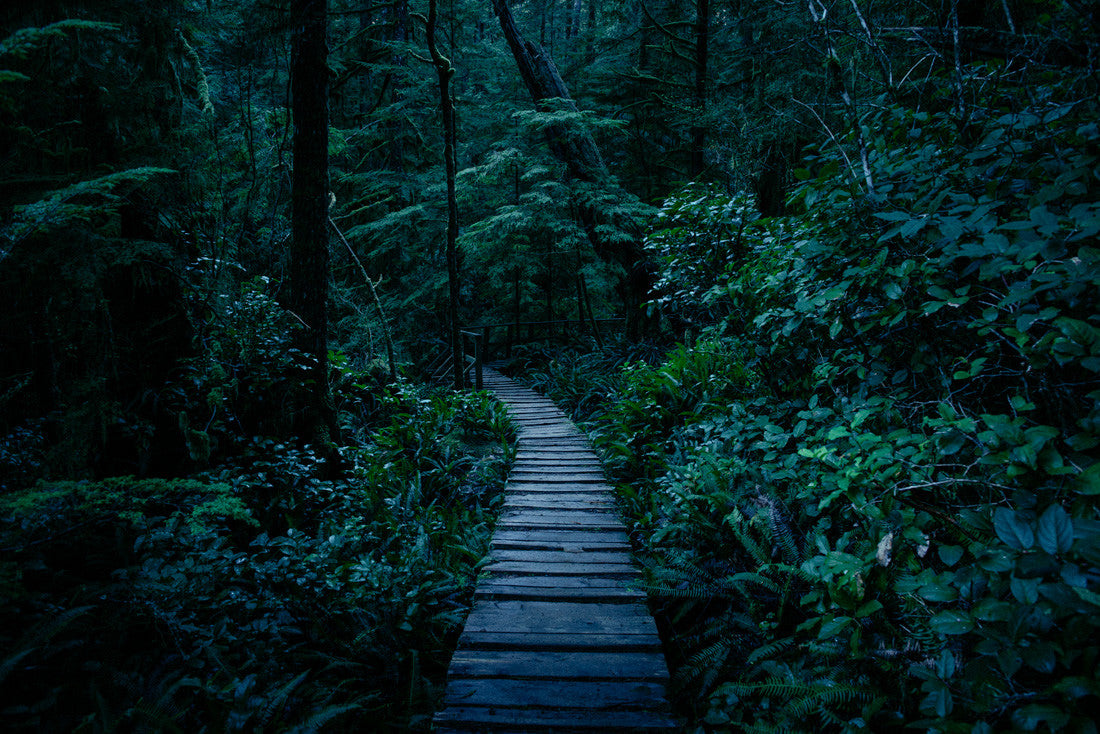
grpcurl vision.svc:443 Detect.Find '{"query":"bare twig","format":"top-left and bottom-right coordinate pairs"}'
top-left (327, 213), bottom-right (397, 381)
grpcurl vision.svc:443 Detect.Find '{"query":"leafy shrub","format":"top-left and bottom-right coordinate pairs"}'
top-left (524, 66), bottom-right (1100, 732)
top-left (1, 385), bottom-right (514, 732)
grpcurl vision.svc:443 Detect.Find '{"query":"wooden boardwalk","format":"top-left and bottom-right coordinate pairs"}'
top-left (434, 369), bottom-right (677, 733)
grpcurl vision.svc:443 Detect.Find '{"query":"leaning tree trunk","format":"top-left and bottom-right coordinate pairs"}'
top-left (490, 0), bottom-right (654, 338)
top-left (289, 0), bottom-right (338, 441)
top-left (427, 0), bottom-right (463, 389)
top-left (690, 0), bottom-right (709, 178)
top-left (491, 0), bottom-right (606, 182)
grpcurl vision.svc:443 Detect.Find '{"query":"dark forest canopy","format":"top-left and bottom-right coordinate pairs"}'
top-left (2, 0), bottom-right (1099, 731)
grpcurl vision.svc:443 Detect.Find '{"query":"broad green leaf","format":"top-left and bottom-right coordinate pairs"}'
top-left (1011, 704), bottom-right (1069, 730)
top-left (1010, 576), bottom-right (1041, 604)
top-left (855, 599), bottom-right (883, 618)
top-left (1036, 505), bottom-right (1073, 554)
top-left (874, 211), bottom-right (911, 222)
top-left (900, 216), bottom-right (927, 239)
top-left (918, 580), bottom-right (958, 602)
top-left (972, 598), bottom-right (1012, 622)
top-left (930, 610), bottom-right (974, 635)
top-left (1073, 462), bottom-right (1100, 495)
top-left (994, 507), bottom-right (1034, 550)
top-left (937, 544), bottom-right (964, 567)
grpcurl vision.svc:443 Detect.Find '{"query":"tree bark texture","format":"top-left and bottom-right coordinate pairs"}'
top-left (690, 0), bottom-right (709, 178)
top-left (490, 0), bottom-right (607, 184)
top-left (490, 0), bottom-right (654, 337)
top-left (427, 0), bottom-right (464, 389)
top-left (290, 0), bottom-right (337, 440)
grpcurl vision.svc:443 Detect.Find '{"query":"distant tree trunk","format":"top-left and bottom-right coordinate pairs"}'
top-left (490, 0), bottom-right (655, 338)
top-left (567, 0), bottom-right (583, 39)
top-left (491, 0), bottom-right (607, 181)
top-left (690, 0), bottom-right (709, 178)
top-left (387, 0), bottom-right (409, 170)
top-left (427, 0), bottom-right (463, 388)
top-left (289, 0), bottom-right (338, 441)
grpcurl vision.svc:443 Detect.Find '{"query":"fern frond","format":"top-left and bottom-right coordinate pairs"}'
top-left (724, 571), bottom-right (781, 595)
top-left (0, 605), bottom-right (92, 685)
top-left (282, 702), bottom-right (362, 733)
top-left (676, 636), bottom-right (735, 689)
top-left (786, 683), bottom-right (877, 719)
top-left (745, 637), bottom-right (796, 667)
top-left (260, 669), bottom-right (310, 727)
top-left (725, 510), bottom-right (771, 567)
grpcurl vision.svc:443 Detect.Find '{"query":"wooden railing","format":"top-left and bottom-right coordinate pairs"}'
top-left (459, 318), bottom-right (624, 390)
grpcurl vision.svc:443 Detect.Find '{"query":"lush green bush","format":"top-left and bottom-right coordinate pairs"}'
top-left (524, 67), bottom-right (1100, 733)
top-left (0, 386), bottom-right (513, 732)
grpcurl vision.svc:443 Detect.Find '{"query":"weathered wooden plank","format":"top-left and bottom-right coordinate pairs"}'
top-left (447, 649), bottom-right (668, 680)
top-left (478, 574), bottom-right (638, 589)
top-left (490, 541), bottom-right (630, 556)
top-left (502, 496), bottom-right (615, 510)
top-left (501, 503), bottom-right (617, 515)
top-left (491, 540), bottom-right (630, 552)
top-left (513, 420), bottom-right (576, 430)
top-left (526, 443), bottom-right (594, 450)
top-left (491, 529), bottom-right (631, 544)
top-left (509, 472), bottom-right (605, 481)
top-left (506, 481), bottom-right (614, 493)
top-left (511, 464), bottom-right (603, 472)
top-left (510, 468), bottom-right (607, 479)
top-left (442, 678), bottom-right (667, 709)
top-left (509, 476), bottom-right (607, 486)
top-left (516, 433), bottom-right (588, 442)
top-left (459, 631), bottom-right (662, 651)
top-left (514, 453), bottom-right (602, 462)
top-left (504, 487), bottom-right (611, 498)
top-left (462, 600), bottom-right (655, 631)
top-left (517, 445), bottom-right (594, 453)
top-left (502, 504), bottom-right (618, 515)
top-left (483, 560), bottom-right (638, 576)
top-left (495, 521), bottom-right (627, 534)
top-left (475, 584), bottom-right (643, 603)
top-left (489, 549), bottom-right (633, 565)
top-left (435, 706), bottom-right (677, 733)
top-left (499, 509), bottom-right (622, 525)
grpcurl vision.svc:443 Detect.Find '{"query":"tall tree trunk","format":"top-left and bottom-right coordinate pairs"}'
top-left (289, 0), bottom-right (338, 441)
top-left (490, 0), bottom-right (654, 337)
top-left (427, 0), bottom-right (463, 389)
top-left (690, 0), bottom-right (709, 178)
top-left (491, 0), bottom-right (607, 182)
top-left (387, 0), bottom-right (409, 170)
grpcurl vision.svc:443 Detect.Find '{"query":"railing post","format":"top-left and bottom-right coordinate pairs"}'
top-left (474, 331), bottom-right (483, 390)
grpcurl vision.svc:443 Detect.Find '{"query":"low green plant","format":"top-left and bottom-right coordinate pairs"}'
top-left (1, 383), bottom-right (514, 732)
top-left (523, 63), bottom-right (1100, 732)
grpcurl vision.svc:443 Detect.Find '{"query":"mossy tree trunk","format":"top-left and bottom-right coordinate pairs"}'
top-left (490, 0), bottom-right (654, 338)
top-left (427, 0), bottom-right (463, 389)
top-left (289, 0), bottom-right (338, 441)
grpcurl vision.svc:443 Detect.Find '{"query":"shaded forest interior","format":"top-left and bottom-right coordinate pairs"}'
top-left (1, 0), bottom-right (1099, 731)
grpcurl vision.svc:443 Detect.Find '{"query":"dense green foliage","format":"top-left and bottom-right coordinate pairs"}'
top-left (3, 0), bottom-right (1099, 730)
top-left (517, 14), bottom-right (1100, 731)
top-left (2, 384), bottom-right (513, 731)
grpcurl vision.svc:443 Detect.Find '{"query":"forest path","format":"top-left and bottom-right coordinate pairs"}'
top-left (433, 368), bottom-right (677, 733)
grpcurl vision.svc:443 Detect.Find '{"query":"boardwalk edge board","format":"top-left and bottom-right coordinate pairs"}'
top-left (433, 368), bottom-right (677, 732)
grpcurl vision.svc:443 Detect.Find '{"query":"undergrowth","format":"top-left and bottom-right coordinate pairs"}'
top-left (1, 380), bottom-right (514, 732)
top-left (520, 66), bottom-right (1100, 734)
